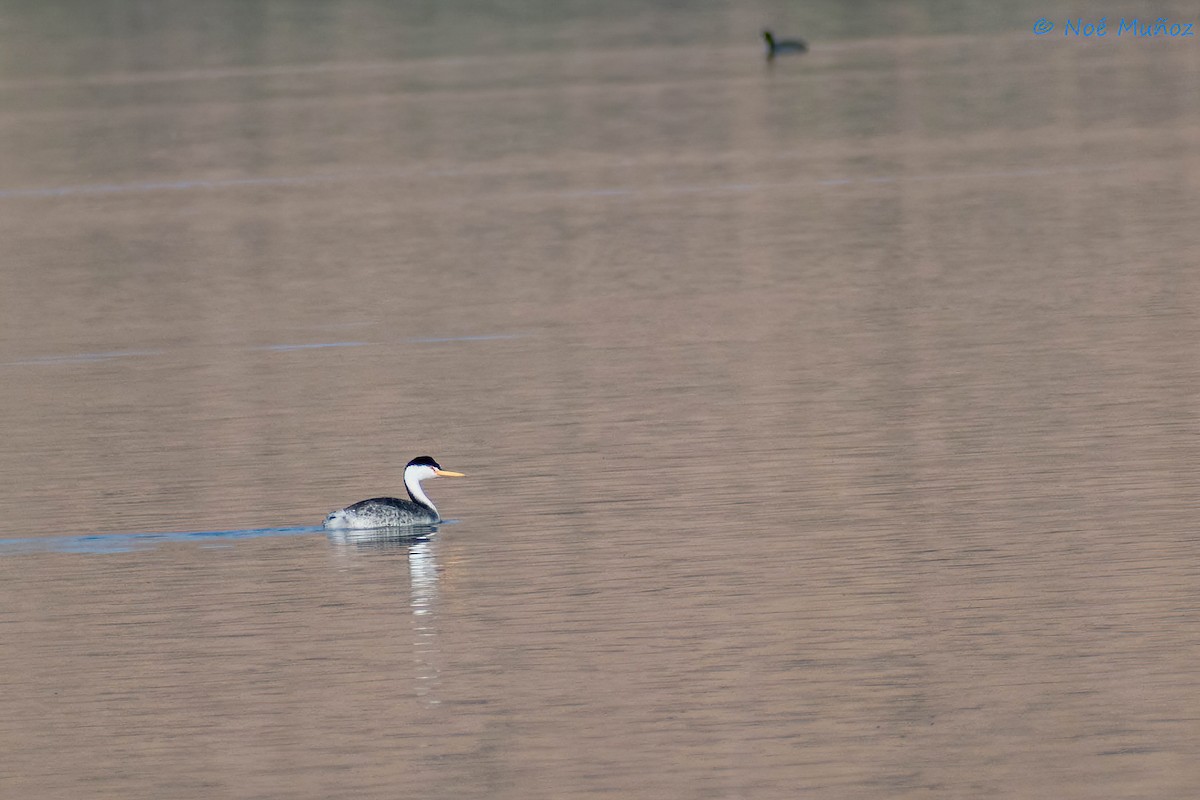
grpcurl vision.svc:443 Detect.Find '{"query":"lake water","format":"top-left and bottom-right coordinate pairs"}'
top-left (2, 2), bottom-right (1199, 798)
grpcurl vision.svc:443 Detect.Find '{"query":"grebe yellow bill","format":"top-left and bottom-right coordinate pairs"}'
top-left (323, 455), bottom-right (465, 529)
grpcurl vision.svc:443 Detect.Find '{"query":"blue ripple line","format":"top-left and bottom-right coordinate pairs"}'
top-left (0, 349), bottom-right (165, 366)
top-left (0, 174), bottom-right (339, 199)
top-left (0, 163), bottom-right (1130, 202)
top-left (0, 526), bottom-right (326, 556)
top-left (256, 341), bottom-right (370, 351)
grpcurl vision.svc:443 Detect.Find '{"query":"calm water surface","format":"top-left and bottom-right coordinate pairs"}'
top-left (2, 2), bottom-right (1199, 798)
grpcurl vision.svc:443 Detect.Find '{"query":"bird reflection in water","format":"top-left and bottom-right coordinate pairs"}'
top-left (326, 526), bottom-right (444, 704)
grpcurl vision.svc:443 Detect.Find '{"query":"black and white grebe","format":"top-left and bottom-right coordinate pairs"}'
top-left (762, 30), bottom-right (808, 59)
top-left (323, 455), bottom-right (465, 529)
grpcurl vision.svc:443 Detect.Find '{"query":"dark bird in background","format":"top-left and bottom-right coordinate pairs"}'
top-left (763, 30), bottom-right (808, 59)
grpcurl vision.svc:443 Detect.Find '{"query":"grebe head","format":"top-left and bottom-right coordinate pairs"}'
top-left (405, 455), bottom-right (465, 483)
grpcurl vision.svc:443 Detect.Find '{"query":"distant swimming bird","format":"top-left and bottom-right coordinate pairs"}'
top-left (323, 455), bottom-right (465, 529)
top-left (763, 30), bottom-right (808, 59)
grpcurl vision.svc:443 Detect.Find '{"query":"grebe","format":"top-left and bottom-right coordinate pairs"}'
top-left (763, 30), bottom-right (808, 59)
top-left (323, 455), bottom-right (465, 529)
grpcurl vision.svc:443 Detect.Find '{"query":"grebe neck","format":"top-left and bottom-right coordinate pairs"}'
top-left (404, 470), bottom-right (438, 519)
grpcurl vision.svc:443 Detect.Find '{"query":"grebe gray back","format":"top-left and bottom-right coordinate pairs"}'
top-left (323, 455), bottom-right (465, 529)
